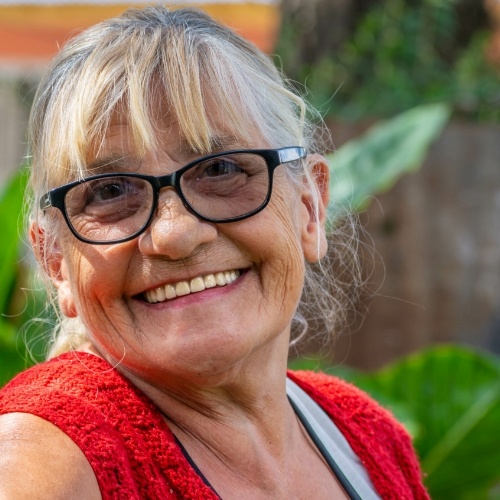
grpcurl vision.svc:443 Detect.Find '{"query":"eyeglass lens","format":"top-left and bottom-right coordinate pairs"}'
top-left (64, 152), bottom-right (271, 242)
top-left (180, 153), bottom-right (269, 221)
top-left (65, 176), bottom-right (154, 242)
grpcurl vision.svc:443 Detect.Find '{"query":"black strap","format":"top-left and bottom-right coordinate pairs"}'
top-left (173, 435), bottom-right (222, 498)
top-left (288, 396), bottom-right (363, 500)
top-left (174, 401), bottom-right (364, 500)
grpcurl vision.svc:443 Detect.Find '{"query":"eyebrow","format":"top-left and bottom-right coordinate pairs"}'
top-left (208, 135), bottom-right (252, 152)
top-left (85, 136), bottom-right (253, 176)
top-left (85, 154), bottom-right (138, 175)
top-left (177, 134), bottom-right (254, 158)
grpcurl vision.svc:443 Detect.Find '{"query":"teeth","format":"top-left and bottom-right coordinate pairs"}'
top-left (176, 281), bottom-right (190, 297)
top-left (190, 277), bottom-right (205, 293)
top-left (156, 287), bottom-right (166, 302)
top-left (144, 270), bottom-right (241, 304)
top-left (165, 284), bottom-right (176, 299)
top-left (215, 272), bottom-right (226, 286)
top-left (204, 275), bottom-right (216, 288)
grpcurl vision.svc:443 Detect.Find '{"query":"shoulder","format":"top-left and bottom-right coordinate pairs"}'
top-left (0, 353), bottom-right (182, 498)
top-left (0, 353), bottom-right (120, 435)
top-left (0, 353), bottom-right (137, 497)
top-left (0, 352), bottom-right (135, 417)
top-left (0, 412), bottom-right (101, 499)
top-left (288, 370), bottom-right (430, 500)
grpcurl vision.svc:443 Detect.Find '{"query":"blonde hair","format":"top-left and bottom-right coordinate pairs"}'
top-left (27, 6), bottom-right (361, 358)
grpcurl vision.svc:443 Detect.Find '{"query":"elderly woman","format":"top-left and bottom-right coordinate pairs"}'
top-left (0, 7), bottom-right (428, 499)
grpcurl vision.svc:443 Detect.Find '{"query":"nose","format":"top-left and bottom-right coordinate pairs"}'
top-left (138, 190), bottom-right (217, 259)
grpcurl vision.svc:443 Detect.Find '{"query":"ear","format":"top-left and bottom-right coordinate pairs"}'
top-left (30, 222), bottom-right (78, 318)
top-left (299, 154), bottom-right (330, 263)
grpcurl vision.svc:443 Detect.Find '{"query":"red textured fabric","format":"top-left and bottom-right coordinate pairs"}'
top-left (0, 353), bottom-right (429, 499)
top-left (0, 353), bottom-right (217, 499)
top-left (287, 371), bottom-right (430, 500)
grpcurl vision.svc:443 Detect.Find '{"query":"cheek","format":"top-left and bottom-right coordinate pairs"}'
top-left (67, 251), bottom-right (138, 358)
top-left (63, 242), bottom-right (132, 320)
top-left (250, 185), bottom-right (306, 304)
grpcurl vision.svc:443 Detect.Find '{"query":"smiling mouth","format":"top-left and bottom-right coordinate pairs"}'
top-left (143, 269), bottom-right (241, 304)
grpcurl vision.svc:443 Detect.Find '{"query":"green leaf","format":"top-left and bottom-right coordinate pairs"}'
top-left (326, 103), bottom-right (451, 222)
top-left (0, 169), bottom-right (28, 316)
top-left (0, 318), bottom-right (29, 387)
top-left (353, 346), bottom-right (500, 499)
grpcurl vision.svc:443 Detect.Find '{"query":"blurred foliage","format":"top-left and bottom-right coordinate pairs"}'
top-left (327, 102), bottom-right (451, 219)
top-left (290, 344), bottom-right (500, 499)
top-left (275, 0), bottom-right (500, 122)
top-left (0, 171), bottom-right (51, 387)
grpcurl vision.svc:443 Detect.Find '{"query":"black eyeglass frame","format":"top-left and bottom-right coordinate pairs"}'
top-left (40, 146), bottom-right (306, 245)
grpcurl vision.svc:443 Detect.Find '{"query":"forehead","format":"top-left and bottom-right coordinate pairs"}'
top-left (86, 103), bottom-right (265, 175)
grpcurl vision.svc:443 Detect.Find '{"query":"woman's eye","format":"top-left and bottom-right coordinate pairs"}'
top-left (95, 183), bottom-right (123, 200)
top-left (203, 159), bottom-right (244, 177)
top-left (86, 178), bottom-right (139, 204)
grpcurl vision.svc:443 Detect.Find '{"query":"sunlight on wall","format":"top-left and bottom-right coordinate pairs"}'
top-left (0, 1), bottom-right (280, 69)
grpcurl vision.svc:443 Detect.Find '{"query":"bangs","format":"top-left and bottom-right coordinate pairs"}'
top-left (29, 7), bottom-right (306, 197)
top-left (35, 17), bottom-right (278, 188)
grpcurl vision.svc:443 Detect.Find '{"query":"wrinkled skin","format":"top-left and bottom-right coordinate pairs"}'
top-left (27, 108), bottom-right (341, 499)
top-left (45, 110), bottom-right (329, 395)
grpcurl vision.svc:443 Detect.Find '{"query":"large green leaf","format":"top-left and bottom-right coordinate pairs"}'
top-left (351, 346), bottom-right (500, 499)
top-left (0, 168), bottom-right (37, 386)
top-left (0, 319), bottom-right (29, 387)
top-left (0, 169), bottom-right (27, 316)
top-left (327, 103), bottom-right (451, 221)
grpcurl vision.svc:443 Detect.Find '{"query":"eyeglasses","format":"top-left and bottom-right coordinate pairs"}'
top-left (40, 146), bottom-right (306, 244)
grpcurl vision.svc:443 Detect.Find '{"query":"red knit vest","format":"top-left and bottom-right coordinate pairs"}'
top-left (0, 353), bottom-right (428, 499)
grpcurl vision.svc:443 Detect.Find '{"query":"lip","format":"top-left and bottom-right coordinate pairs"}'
top-left (137, 268), bottom-right (246, 305)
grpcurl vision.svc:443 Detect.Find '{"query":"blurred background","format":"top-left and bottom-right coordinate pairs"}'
top-left (1, 1), bottom-right (500, 496)
top-left (275, 0), bottom-right (500, 369)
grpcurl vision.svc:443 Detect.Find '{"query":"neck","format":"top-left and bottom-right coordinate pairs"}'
top-left (86, 336), bottom-right (343, 498)
top-left (115, 332), bottom-right (295, 475)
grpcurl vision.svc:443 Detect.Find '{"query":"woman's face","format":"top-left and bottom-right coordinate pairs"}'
top-left (45, 109), bottom-right (329, 388)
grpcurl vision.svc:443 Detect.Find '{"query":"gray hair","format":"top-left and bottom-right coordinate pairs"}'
top-left (27, 6), bottom-right (362, 358)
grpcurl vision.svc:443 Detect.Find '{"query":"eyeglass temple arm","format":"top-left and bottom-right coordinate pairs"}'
top-left (40, 193), bottom-right (52, 210)
top-left (278, 147), bottom-right (306, 164)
